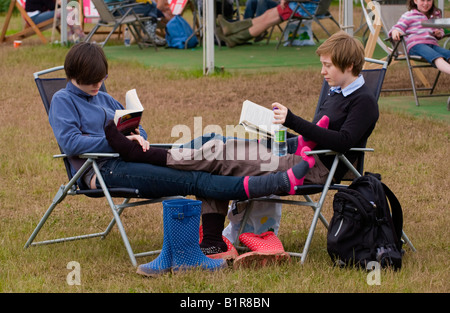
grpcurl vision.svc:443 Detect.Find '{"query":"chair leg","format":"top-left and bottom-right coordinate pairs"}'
top-left (298, 195), bottom-right (324, 264)
top-left (92, 162), bottom-right (138, 267)
top-left (402, 40), bottom-right (422, 106)
top-left (429, 70), bottom-right (441, 96)
top-left (100, 198), bottom-right (130, 239)
top-left (24, 185), bottom-right (68, 249)
top-left (401, 231), bottom-right (416, 252)
top-left (313, 18), bottom-right (332, 37)
top-left (84, 24), bottom-right (100, 43)
top-left (101, 25), bottom-right (119, 47)
top-left (407, 59), bottom-right (420, 107)
top-left (24, 159), bottom-right (97, 248)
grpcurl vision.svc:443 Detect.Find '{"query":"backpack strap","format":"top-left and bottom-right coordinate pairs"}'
top-left (381, 182), bottom-right (403, 245)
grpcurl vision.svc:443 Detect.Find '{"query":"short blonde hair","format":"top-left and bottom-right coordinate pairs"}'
top-left (316, 31), bottom-right (365, 76)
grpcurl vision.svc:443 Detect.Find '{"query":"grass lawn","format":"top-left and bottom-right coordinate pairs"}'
top-left (0, 6), bottom-right (449, 297)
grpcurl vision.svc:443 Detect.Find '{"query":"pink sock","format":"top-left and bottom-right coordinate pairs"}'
top-left (295, 115), bottom-right (330, 156)
top-left (244, 176), bottom-right (250, 198)
top-left (287, 147), bottom-right (315, 195)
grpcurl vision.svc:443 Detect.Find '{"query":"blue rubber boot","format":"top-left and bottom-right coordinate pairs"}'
top-left (136, 203), bottom-right (173, 277)
top-left (166, 199), bottom-right (226, 272)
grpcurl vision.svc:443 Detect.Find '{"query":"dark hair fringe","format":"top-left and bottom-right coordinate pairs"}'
top-left (64, 42), bottom-right (108, 85)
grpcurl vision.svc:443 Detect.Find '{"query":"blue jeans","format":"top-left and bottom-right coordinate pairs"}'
top-left (106, 0), bottom-right (160, 19)
top-left (409, 43), bottom-right (450, 66)
top-left (98, 158), bottom-right (248, 201)
top-left (179, 133), bottom-right (236, 149)
top-left (30, 10), bottom-right (55, 25)
top-left (244, 0), bottom-right (278, 19)
top-left (122, 3), bottom-right (159, 19)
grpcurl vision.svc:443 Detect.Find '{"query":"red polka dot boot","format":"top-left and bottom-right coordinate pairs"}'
top-left (233, 231), bottom-right (290, 269)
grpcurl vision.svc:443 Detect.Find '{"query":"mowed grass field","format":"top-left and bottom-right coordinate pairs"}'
top-left (0, 7), bottom-right (449, 295)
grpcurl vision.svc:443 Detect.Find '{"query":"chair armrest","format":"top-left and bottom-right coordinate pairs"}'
top-left (303, 147), bottom-right (374, 156)
top-left (53, 153), bottom-right (120, 159)
top-left (106, 0), bottom-right (134, 8)
top-left (150, 143), bottom-right (181, 149)
top-left (109, 2), bottom-right (146, 16)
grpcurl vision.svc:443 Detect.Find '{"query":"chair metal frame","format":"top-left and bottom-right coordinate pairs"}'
top-left (84, 0), bottom-right (156, 49)
top-left (273, 0), bottom-right (339, 49)
top-left (234, 58), bottom-right (416, 264)
top-left (275, 0), bottom-right (316, 49)
top-left (304, 0), bottom-right (340, 37)
top-left (361, 0), bottom-right (449, 106)
top-left (24, 66), bottom-right (182, 267)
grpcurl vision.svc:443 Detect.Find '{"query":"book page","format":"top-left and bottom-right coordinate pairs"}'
top-left (125, 89), bottom-right (143, 111)
top-left (239, 100), bottom-right (275, 137)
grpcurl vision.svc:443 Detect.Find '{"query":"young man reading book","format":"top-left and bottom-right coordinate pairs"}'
top-left (48, 42), bottom-right (315, 274)
top-left (104, 31), bottom-right (380, 260)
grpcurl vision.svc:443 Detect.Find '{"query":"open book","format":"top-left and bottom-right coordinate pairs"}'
top-left (239, 100), bottom-right (276, 139)
top-left (114, 89), bottom-right (144, 135)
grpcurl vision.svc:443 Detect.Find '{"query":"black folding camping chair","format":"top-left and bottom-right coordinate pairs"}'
top-left (24, 65), bottom-right (182, 267)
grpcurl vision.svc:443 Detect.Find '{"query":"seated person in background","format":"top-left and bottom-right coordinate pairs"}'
top-left (196, 0), bottom-right (235, 20)
top-left (104, 31), bottom-right (380, 257)
top-left (105, 0), bottom-right (169, 46)
top-left (216, 0), bottom-right (319, 47)
top-left (25, 0), bottom-right (86, 42)
top-left (243, 0), bottom-right (279, 41)
top-left (154, 0), bottom-right (173, 21)
top-left (244, 0), bottom-right (279, 19)
top-left (389, 0), bottom-right (450, 75)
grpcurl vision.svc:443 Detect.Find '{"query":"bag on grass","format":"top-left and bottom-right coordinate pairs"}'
top-left (327, 172), bottom-right (404, 270)
top-left (222, 196), bottom-right (282, 244)
top-left (283, 20), bottom-right (315, 46)
top-left (165, 15), bottom-right (198, 49)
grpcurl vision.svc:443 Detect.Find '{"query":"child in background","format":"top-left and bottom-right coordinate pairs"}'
top-left (389, 0), bottom-right (450, 74)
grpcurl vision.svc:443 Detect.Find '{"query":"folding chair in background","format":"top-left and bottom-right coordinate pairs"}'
top-left (305, 0), bottom-right (340, 37)
top-left (0, 0), bottom-right (55, 44)
top-left (186, 0), bottom-right (203, 49)
top-left (187, 0), bottom-right (228, 49)
top-left (24, 66), bottom-right (183, 267)
top-left (84, 0), bottom-right (156, 49)
top-left (361, 0), bottom-right (450, 106)
top-left (234, 58), bottom-right (416, 264)
top-left (274, 0), bottom-right (318, 49)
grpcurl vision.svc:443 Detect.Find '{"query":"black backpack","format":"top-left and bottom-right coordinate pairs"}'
top-left (327, 172), bottom-right (404, 270)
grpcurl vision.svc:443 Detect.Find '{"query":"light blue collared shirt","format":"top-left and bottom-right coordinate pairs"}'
top-left (329, 75), bottom-right (365, 97)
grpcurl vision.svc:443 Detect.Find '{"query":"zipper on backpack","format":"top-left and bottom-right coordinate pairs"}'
top-left (334, 219), bottom-right (344, 237)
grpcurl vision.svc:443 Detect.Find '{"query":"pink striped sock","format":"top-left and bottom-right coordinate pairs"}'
top-left (287, 147), bottom-right (315, 195)
top-left (244, 176), bottom-right (250, 198)
top-left (295, 115), bottom-right (330, 156)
